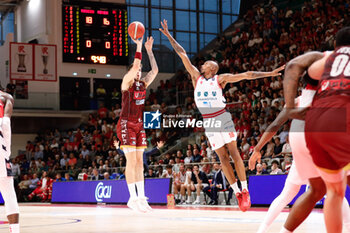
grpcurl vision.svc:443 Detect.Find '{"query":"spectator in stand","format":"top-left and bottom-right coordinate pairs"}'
top-left (186, 164), bottom-right (209, 205)
top-left (270, 160), bottom-right (283, 175)
top-left (162, 165), bottom-right (173, 178)
top-left (34, 146), bottom-right (43, 160)
top-left (184, 150), bottom-right (192, 164)
top-left (151, 99), bottom-right (161, 111)
top-left (264, 139), bottom-right (275, 158)
top-left (97, 103), bottom-right (108, 119)
top-left (203, 163), bottom-right (233, 205)
top-left (96, 84), bottom-right (107, 105)
top-left (191, 149), bottom-right (201, 163)
top-left (68, 153), bottom-right (77, 166)
top-left (256, 163), bottom-right (269, 175)
top-left (103, 172), bottom-right (111, 180)
top-left (60, 153), bottom-right (69, 169)
top-left (11, 159), bottom-right (21, 184)
top-left (173, 163), bottom-right (186, 203)
top-left (145, 168), bottom-right (156, 178)
top-left (272, 137), bottom-right (283, 158)
top-left (17, 174), bottom-right (31, 201)
top-left (280, 136), bottom-right (292, 157)
top-left (278, 124), bottom-right (289, 144)
top-left (91, 168), bottom-right (103, 180)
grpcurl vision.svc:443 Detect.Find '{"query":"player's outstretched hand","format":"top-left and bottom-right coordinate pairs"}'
top-left (269, 65), bottom-right (285, 77)
top-left (159, 19), bottom-right (170, 37)
top-left (145, 36), bottom-right (154, 51)
top-left (131, 36), bottom-right (144, 46)
top-left (249, 149), bottom-right (262, 171)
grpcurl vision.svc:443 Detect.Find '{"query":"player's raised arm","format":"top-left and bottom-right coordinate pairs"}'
top-left (159, 19), bottom-right (200, 81)
top-left (283, 52), bottom-right (323, 109)
top-left (218, 65), bottom-right (285, 88)
top-left (143, 36), bottom-right (159, 88)
top-left (121, 37), bottom-right (143, 91)
top-left (248, 109), bottom-right (289, 170)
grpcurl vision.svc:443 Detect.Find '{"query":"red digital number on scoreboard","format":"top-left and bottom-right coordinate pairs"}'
top-left (86, 40), bottom-right (92, 48)
top-left (86, 16), bottom-right (93, 24)
top-left (103, 18), bottom-right (110, 25)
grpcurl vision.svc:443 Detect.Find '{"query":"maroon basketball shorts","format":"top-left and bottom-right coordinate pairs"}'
top-left (117, 118), bottom-right (147, 150)
top-left (305, 95), bottom-right (350, 172)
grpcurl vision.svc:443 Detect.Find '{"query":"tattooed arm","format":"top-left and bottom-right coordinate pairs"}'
top-left (218, 66), bottom-right (285, 88)
top-left (159, 19), bottom-right (200, 85)
top-left (143, 36), bottom-right (159, 87)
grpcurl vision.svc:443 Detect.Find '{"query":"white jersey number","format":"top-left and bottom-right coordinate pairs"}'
top-left (330, 54), bottom-right (350, 77)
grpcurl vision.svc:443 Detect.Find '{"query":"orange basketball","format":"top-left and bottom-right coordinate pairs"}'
top-left (128, 21), bottom-right (145, 40)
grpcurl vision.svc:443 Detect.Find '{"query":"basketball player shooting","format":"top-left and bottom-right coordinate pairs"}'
top-left (116, 34), bottom-right (158, 212)
top-left (160, 19), bottom-right (284, 211)
top-left (0, 90), bottom-right (20, 233)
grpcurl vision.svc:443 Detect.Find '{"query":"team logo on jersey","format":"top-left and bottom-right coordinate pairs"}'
top-left (212, 91), bottom-right (217, 96)
top-left (204, 91), bottom-right (208, 97)
top-left (134, 90), bottom-right (146, 100)
top-left (143, 110), bottom-right (161, 129)
top-left (197, 92), bottom-right (201, 97)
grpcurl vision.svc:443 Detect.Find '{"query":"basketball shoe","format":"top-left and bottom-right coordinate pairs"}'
top-left (138, 197), bottom-right (153, 212)
top-left (236, 189), bottom-right (251, 212)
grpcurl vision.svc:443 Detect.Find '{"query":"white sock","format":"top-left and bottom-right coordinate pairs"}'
top-left (128, 183), bottom-right (137, 199)
top-left (135, 181), bottom-right (145, 198)
top-left (230, 182), bottom-right (241, 194)
top-left (196, 196), bottom-right (200, 201)
top-left (9, 224), bottom-right (19, 233)
top-left (279, 227), bottom-right (292, 233)
top-left (241, 180), bottom-right (248, 191)
top-left (181, 195), bottom-right (185, 201)
top-left (187, 196), bottom-right (191, 202)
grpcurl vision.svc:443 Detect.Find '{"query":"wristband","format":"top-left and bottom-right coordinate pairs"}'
top-left (135, 52), bottom-right (142, 60)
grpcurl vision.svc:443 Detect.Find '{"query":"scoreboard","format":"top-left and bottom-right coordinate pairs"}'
top-left (62, 0), bottom-right (128, 65)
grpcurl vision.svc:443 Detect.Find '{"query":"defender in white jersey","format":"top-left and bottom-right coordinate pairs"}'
top-left (160, 19), bottom-right (283, 211)
top-left (0, 90), bottom-right (20, 233)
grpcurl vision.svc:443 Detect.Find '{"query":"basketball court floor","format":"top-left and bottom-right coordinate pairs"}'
top-left (0, 203), bottom-right (342, 232)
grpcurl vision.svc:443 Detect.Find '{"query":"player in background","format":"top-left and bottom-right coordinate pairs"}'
top-left (248, 68), bottom-right (350, 233)
top-left (160, 19), bottom-right (283, 211)
top-left (116, 36), bottom-right (158, 212)
top-left (284, 26), bottom-right (350, 233)
top-left (0, 90), bottom-right (20, 233)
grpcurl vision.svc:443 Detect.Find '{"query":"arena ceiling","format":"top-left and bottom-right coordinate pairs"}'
top-left (0, 0), bottom-right (20, 18)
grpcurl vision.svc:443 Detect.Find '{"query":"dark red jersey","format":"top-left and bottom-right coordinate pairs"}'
top-left (120, 80), bottom-right (146, 121)
top-left (316, 46), bottom-right (350, 99)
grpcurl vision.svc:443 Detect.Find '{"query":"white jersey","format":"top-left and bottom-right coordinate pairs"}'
top-left (194, 75), bottom-right (226, 115)
top-left (194, 75), bottom-right (237, 150)
top-left (289, 86), bottom-right (319, 183)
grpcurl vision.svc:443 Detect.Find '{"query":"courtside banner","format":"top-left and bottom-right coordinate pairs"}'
top-left (51, 178), bottom-right (171, 204)
top-left (249, 175), bottom-right (350, 205)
